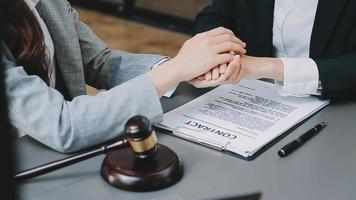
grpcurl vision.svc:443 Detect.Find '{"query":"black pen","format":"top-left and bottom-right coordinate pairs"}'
top-left (278, 122), bottom-right (327, 157)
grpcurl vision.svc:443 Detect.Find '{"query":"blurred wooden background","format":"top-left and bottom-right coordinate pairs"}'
top-left (135, 0), bottom-right (211, 20)
top-left (77, 6), bottom-right (189, 56)
top-left (89, 0), bottom-right (211, 20)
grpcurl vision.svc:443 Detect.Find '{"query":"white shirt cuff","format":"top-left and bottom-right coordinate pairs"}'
top-left (151, 58), bottom-right (177, 98)
top-left (275, 58), bottom-right (321, 97)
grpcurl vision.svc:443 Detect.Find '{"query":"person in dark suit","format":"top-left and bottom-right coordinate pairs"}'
top-left (193, 0), bottom-right (356, 100)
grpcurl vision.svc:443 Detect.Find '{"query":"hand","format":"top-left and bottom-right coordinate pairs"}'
top-left (171, 27), bottom-right (247, 82)
top-left (198, 50), bottom-right (239, 81)
top-left (198, 51), bottom-right (237, 81)
top-left (148, 27), bottom-right (246, 96)
top-left (189, 55), bottom-right (284, 89)
top-left (189, 55), bottom-right (241, 88)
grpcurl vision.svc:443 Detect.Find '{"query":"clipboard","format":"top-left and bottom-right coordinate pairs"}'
top-left (155, 80), bottom-right (329, 161)
top-left (155, 112), bottom-right (320, 161)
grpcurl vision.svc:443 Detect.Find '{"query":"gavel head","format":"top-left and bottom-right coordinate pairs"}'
top-left (125, 115), bottom-right (158, 159)
top-left (101, 115), bottom-right (183, 191)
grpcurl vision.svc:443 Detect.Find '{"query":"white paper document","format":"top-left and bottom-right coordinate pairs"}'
top-left (157, 80), bottom-right (329, 158)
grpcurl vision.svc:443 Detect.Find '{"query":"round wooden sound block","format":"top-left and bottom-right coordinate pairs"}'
top-left (100, 144), bottom-right (183, 191)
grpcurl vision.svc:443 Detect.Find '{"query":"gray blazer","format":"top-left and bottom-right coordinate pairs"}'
top-left (2, 0), bottom-right (166, 153)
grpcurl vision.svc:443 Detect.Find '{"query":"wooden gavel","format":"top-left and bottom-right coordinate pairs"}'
top-left (15, 116), bottom-right (183, 191)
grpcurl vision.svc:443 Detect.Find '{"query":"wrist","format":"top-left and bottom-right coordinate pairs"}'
top-left (264, 58), bottom-right (284, 81)
top-left (161, 58), bottom-right (183, 83)
top-left (148, 59), bottom-right (182, 97)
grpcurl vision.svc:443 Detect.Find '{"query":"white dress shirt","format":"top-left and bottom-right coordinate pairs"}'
top-left (273, 0), bottom-right (321, 97)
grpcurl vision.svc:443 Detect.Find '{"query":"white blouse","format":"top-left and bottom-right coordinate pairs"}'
top-left (273, 0), bottom-right (321, 97)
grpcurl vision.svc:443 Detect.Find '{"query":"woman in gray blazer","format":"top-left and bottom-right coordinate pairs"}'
top-left (1, 0), bottom-right (245, 153)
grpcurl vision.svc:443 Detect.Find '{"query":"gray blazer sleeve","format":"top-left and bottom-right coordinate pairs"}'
top-left (3, 57), bottom-right (163, 153)
top-left (66, 2), bottom-right (167, 90)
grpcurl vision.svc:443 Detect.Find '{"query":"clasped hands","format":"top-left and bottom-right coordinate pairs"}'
top-left (181, 27), bottom-right (284, 88)
top-left (150, 27), bottom-right (284, 97)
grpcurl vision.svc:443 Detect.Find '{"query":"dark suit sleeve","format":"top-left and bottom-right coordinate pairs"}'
top-left (194, 0), bottom-right (236, 34)
top-left (315, 53), bottom-right (356, 100)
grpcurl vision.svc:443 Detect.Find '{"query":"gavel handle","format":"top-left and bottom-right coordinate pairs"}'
top-left (14, 139), bottom-right (128, 182)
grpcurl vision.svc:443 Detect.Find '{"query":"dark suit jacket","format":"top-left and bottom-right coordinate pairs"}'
top-left (195, 0), bottom-right (356, 100)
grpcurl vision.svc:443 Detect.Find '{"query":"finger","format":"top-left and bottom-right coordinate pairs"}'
top-left (207, 63), bottom-right (236, 86)
top-left (213, 55), bottom-right (241, 84)
top-left (229, 49), bottom-right (245, 57)
top-left (188, 79), bottom-right (202, 88)
top-left (189, 78), bottom-right (214, 88)
top-left (220, 60), bottom-right (236, 81)
top-left (214, 42), bottom-right (247, 54)
top-left (206, 27), bottom-right (234, 37)
top-left (213, 53), bottom-right (234, 67)
top-left (219, 63), bottom-right (227, 74)
top-left (213, 34), bottom-right (246, 47)
top-left (192, 67), bottom-right (237, 88)
top-left (226, 55), bottom-right (242, 82)
top-left (212, 67), bottom-right (220, 80)
top-left (205, 70), bottom-right (212, 81)
top-left (197, 75), bottom-right (205, 81)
